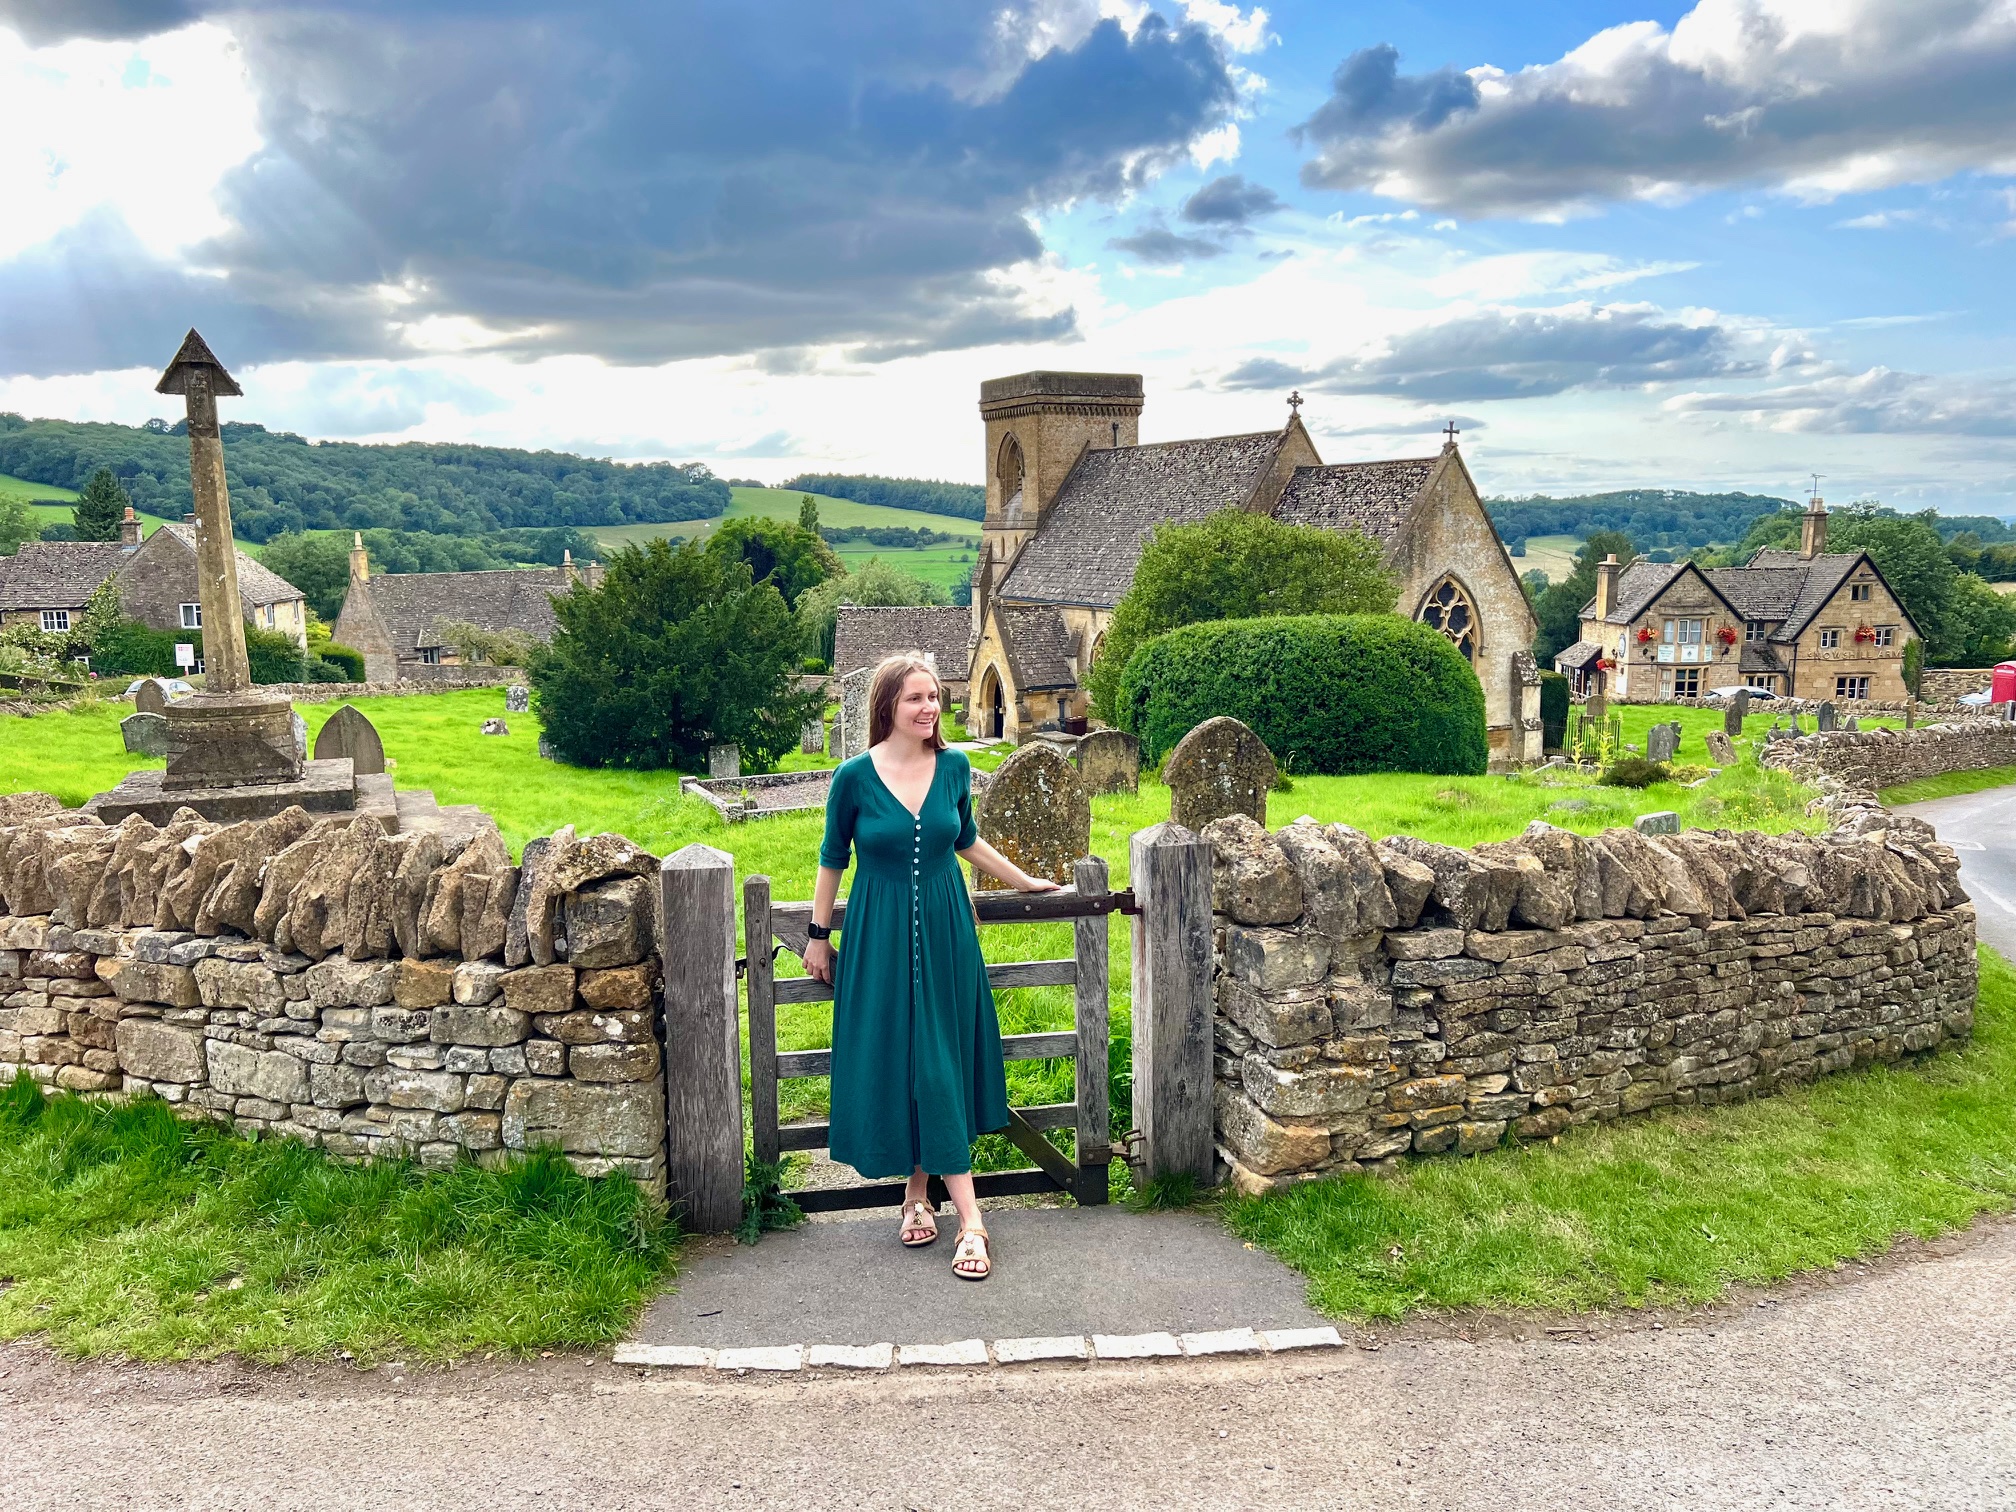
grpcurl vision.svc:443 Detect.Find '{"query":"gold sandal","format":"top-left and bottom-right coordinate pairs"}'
top-left (899, 1200), bottom-right (938, 1248)
top-left (952, 1225), bottom-right (991, 1281)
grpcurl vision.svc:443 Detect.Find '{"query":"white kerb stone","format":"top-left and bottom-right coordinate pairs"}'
top-left (1259, 1326), bottom-right (1344, 1353)
top-left (714, 1345), bottom-right (805, 1373)
top-left (1179, 1327), bottom-right (1262, 1357)
top-left (992, 1335), bottom-right (1090, 1364)
top-left (1091, 1332), bottom-right (1181, 1360)
top-left (897, 1339), bottom-right (990, 1368)
top-left (807, 1342), bottom-right (894, 1370)
top-left (611, 1344), bottom-right (715, 1369)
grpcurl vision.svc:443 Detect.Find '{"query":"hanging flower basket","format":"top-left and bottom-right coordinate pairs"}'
top-left (1853, 625), bottom-right (1876, 643)
top-left (1596, 657), bottom-right (1614, 672)
top-left (1636, 627), bottom-right (1656, 644)
top-left (1716, 625), bottom-right (1739, 646)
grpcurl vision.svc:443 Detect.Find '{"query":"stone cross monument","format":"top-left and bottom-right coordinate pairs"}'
top-left (154, 330), bottom-right (303, 790)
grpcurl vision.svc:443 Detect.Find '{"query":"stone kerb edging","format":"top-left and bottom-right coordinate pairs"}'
top-left (614, 1325), bottom-right (1345, 1374)
top-left (1201, 806), bottom-right (1978, 1194)
top-left (1760, 720), bottom-right (2016, 796)
top-left (0, 800), bottom-right (669, 1189)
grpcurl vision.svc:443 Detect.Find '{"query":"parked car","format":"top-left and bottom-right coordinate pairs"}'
top-left (122, 677), bottom-right (197, 701)
top-left (1704, 685), bottom-right (1779, 701)
top-left (1957, 689), bottom-right (1994, 706)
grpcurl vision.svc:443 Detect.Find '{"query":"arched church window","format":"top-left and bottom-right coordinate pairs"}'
top-left (1418, 577), bottom-right (1478, 661)
top-left (998, 434), bottom-right (1025, 525)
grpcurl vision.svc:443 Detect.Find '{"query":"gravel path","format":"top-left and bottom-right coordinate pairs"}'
top-left (4, 1220), bottom-right (2012, 1510)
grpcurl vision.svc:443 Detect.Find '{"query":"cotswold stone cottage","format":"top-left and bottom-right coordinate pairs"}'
top-left (966, 372), bottom-right (1541, 760)
top-left (1556, 498), bottom-right (1918, 703)
top-left (332, 535), bottom-right (602, 682)
top-left (831, 604), bottom-right (973, 702)
top-left (0, 510), bottom-right (306, 645)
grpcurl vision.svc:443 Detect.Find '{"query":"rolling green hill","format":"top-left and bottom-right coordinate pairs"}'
top-left (0, 472), bottom-right (78, 504)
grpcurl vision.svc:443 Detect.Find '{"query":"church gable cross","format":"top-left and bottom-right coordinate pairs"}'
top-left (1443, 420), bottom-right (1460, 444)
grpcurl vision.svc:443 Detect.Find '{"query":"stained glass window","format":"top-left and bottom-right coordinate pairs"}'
top-left (1418, 577), bottom-right (1477, 661)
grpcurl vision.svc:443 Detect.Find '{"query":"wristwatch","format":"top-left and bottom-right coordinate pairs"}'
top-left (806, 921), bottom-right (833, 941)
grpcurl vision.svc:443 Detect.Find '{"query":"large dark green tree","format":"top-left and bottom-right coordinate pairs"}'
top-left (1086, 509), bottom-right (1396, 721)
top-left (704, 515), bottom-right (842, 608)
top-left (71, 467), bottom-right (129, 542)
top-left (530, 538), bottom-right (824, 771)
top-left (1531, 530), bottom-right (1637, 664)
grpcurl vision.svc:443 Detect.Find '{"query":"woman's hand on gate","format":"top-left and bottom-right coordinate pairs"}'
top-left (805, 938), bottom-right (836, 983)
top-left (1013, 873), bottom-right (1061, 893)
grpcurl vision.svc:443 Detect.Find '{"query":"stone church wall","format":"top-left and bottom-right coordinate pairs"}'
top-left (0, 807), bottom-right (666, 1190)
top-left (1201, 807), bottom-right (1976, 1191)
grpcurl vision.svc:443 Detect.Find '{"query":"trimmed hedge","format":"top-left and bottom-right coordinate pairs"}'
top-left (317, 641), bottom-right (366, 681)
top-left (88, 619), bottom-right (308, 684)
top-left (1117, 614), bottom-right (1487, 775)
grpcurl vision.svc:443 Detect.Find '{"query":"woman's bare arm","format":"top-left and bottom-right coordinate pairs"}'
top-left (957, 837), bottom-right (1061, 892)
top-left (804, 864), bottom-right (843, 983)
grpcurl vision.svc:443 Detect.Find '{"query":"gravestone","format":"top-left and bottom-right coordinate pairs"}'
top-left (1163, 716), bottom-right (1274, 832)
top-left (838, 667), bottom-right (874, 762)
top-left (1844, 716), bottom-right (1860, 731)
top-left (133, 679), bottom-right (170, 717)
top-left (505, 685), bottom-right (530, 714)
top-left (1817, 701), bottom-right (1837, 732)
top-left (291, 710), bottom-right (308, 763)
top-left (1647, 722), bottom-right (1679, 763)
top-left (800, 719), bottom-right (825, 755)
top-left (1586, 694), bottom-right (1608, 723)
top-left (972, 741), bottom-right (1091, 890)
top-left (708, 743), bottom-right (741, 779)
top-left (538, 736), bottom-right (555, 761)
top-left (311, 704), bottom-right (386, 776)
top-left (121, 711), bottom-right (171, 757)
top-left (1705, 730), bottom-right (1737, 766)
top-left (1074, 729), bottom-right (1141, 796)
top-left (480, 718), bottom-right (509, 736)
top-left (1634, 811), bottom-right (1680, 835)
top-left (1725, 689), bottom-right (1749, 734)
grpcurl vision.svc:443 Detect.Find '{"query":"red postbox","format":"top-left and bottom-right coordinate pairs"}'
top-left (1993, 661), bottom-right (2016, 705)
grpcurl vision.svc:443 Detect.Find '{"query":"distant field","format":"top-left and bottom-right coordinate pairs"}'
top-left (830, 542), bottom-right (975, 591)
top-left (1513, 533), bottom-right (1582, 583)
top-left (0, 473), bottom-right (78, 504)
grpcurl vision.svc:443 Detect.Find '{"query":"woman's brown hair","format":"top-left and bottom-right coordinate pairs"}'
top-left (867, 654), bottom-right (947, 751)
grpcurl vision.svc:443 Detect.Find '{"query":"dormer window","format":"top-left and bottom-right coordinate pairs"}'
top-left (1744, 620), bottom-right (1766, 643)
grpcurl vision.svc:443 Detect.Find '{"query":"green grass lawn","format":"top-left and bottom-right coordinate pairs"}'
top-left (1229, 946), bottom-right (2016, 1321)
top-left (0, 1075), bottom-right (674, 1362)
top-left (1514, 532), bottom-right (1582, 582)
top-left (1882, 764), bottom-right (2016, 807)
top-left (0, 472), bottom-right (78, 505)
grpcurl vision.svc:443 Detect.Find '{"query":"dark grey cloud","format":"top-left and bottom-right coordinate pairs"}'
top-left (1180, 173), bottom-right (1283, 224)
top-left (1107, 222), bottom-right (1227, 264)
top-left (1, 2), bottom-right (1239, 376)
top-left (1223, 305), bottom-right (1754, 403)
top-left (1295, 3), bottom-right (2016, 218)
top-left (0, 0), bottom-right (193, 44)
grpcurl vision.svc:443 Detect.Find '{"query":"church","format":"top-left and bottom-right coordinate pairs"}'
top-left (965, 371), bottom-right (1542, 763)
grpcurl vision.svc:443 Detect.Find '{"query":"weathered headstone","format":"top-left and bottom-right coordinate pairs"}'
top-left (538, 736), bottom-right (555, 761)
top-left (1647, 722), bottom-right (1679, 763)
top-left (800, 719), bottom-right (825, 755)
top-left (481, 718), bottom-right (509, 736)
top-left (505, 684), bottom-right (530, 714)
top-left (972, 742), bottom-right (1090, 890)
top-left (1844, 715), bottom-right (1859, 731)
top-left (839, 667), bottom-right (874, 762)
top-left (1586, 694), bottom-right (1608, 723)
top-left (311, 703), bottom-right (386, 776)
top-left (1705, 730), bottom-right (1737, 766)
top-left (1074, 729), bottom-right (1141, 796)
top-left (1725, 689), bottom-right (1749, 733)
top-left (1817, 701), bottom-right (1837, 732)
top-left (121, 711), bottom-right (171, 757)
top-left (708, 743), bottom-right (741, 779)
top-left (1634, 810), bottom-right (1680, 835)
top-left (133, 679), bottom-right (170, 717)
top-left (1163, 716), bottom-right (1274, 832)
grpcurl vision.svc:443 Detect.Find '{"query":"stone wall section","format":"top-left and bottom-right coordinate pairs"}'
top-left (0, 806), bottom-right (667, 1189)
top-left (1202, 807), bottom-right (1977, 1192)
top-left (1760, 720), bottom-right (2016, 795)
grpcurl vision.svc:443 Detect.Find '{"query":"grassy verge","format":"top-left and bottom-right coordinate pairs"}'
top-left (1883, 764), bottom-right (2016, 807)
top-left (0, 1076), bottom-right (675, 1361)
top-left (1227, 947), bottom-right (2016, 1321)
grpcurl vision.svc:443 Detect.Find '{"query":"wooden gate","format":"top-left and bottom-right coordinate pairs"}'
top-left (743, 856), bottom-right (1123, 1212)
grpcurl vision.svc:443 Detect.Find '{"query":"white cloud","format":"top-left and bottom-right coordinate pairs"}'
top-left (1179, 0), bottom-right (1271, 54)
top-left (1667, 365), bottom-right (2016, 436)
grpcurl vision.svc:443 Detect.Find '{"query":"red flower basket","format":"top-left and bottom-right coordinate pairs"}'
top-left (1716, 625), bottom-right (1739, 647)
top-left (1636, 627), bottom-right (1655, 644)
top-left (1853, 625), bottom-right (1876, 644)
top-left (1595, 657), bottom-right (1614, 672)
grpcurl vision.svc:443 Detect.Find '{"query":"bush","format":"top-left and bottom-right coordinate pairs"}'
top-left (1539, 671), bottom-right (1570, 751)
top-left (246, 626), bottom-right (306, 684)
top-left (87, 618), bottom-right (184, 677)
top-left (303, 656), bottom-right (350, 682)
top-left (317, 641), bottom-right (366, 681)
top-left (1117, 614), bottom-right (1487, 775)
top-left (1600, 757), bottom-right (1670, 789)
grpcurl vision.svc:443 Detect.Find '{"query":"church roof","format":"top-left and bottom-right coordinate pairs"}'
top-left (1273, 457), bottom-right (1438, 541)
top-left (997, 605), bottom-right (1078, 691)
top-left (152, 524), bottom-right (304, 607)
top-left (0, 541), bottom-right (135, 611)
top-left (996, 430), bottom-right (1286, 609)
top-left (832, 605), bottom-right (974, 681)
top-left (358, 567), bottom-right (572, 656)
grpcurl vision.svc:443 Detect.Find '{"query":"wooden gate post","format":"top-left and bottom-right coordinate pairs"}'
top-left (1129, 822), bottom-right (1214, 1185)
top-left (659, 844), bottom-right (743, 1233)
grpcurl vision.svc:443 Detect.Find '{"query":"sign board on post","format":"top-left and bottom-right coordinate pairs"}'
top-left (174, 643), bottom-right (195, 670)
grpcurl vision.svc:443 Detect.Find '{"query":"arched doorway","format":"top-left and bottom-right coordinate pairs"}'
top-left (977, 664), bottom-right (1006, 740)
top-left (1417, 576), bottom-right (1480, 662)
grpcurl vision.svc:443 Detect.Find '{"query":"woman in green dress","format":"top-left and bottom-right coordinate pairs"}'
top-left (805, 654), bottom-right (1058, 1281)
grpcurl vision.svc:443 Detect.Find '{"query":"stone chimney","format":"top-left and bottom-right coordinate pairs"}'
top-left (348, 531), bottom-right (369, 585)
top-left (562, 548), bottom-right (578, 587)
top-left (1801, 496), bottom-right (1829, 559)
top-left (119, 506), bottom-right (142, 546)
top-left (1594, 554), bottom-right (1621, 620)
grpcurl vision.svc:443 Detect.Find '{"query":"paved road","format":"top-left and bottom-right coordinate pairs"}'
top-left (4, 1221), bottom-right (2013, 1511)
top-left (1900, 779), bottom-right (2016, 957)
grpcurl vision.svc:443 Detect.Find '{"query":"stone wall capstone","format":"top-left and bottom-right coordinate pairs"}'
top-left (1760, 719), bottom-right (2016, 795)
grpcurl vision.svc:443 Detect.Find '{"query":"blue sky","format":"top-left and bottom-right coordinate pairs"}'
top-left (0, 0), bottom-right (2011, 513)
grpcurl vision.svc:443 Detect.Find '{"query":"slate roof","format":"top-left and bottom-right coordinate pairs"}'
top-left (1577, 548), bottom-right (1918, 648)
top-left (1740, 641), bottom-right (1790, 675)
top-left (1703, 566), bottom-right (1810, 623)
top-left (0, 542), bottom-right (136, 611)
top-left (360, 567), bottom-right (572, 657)
top-left (998, 605), bottom-right (1078, 690)
top-left (832, 605), bottom-right (974, 681)
top-left (152, 525), bottom-right (304, 606)
top-left (1553, 640), bottom-right (1603, 671)
top-left (996, 431), bottom-right (1286, 609)
top-left (1580, 560), bottom-right (1688, 625)
top-left (1744, 550), bottom-right (1868, 639)
top-left (1273, 457), bottom-right (1438, 542)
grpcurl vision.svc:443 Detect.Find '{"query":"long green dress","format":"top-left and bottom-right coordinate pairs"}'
top-left (820, 748), bottom-right (1009, 1179)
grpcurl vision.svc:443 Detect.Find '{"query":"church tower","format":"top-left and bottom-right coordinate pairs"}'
top-left (972, 371), bottom-right (1142, 635)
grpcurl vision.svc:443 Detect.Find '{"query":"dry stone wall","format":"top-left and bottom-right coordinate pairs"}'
top-left (0, 804), bottom-right (667, 1189)
top-left (1203, 806), bottom-right (1977, 1192)
top-left (1760, 720), bottom-right (2016, 795)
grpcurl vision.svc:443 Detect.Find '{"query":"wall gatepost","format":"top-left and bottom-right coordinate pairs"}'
top-left (1129, 822), bottom-right (1215, 1185)
top-left (659, 844), bottom-right (744, 1233)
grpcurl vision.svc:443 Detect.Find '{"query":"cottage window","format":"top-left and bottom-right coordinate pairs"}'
top-left (1417, 577), bottom-right (1477, 661)
top-left (1850, 582), bottom-right (1872, 602)
top-left (1661, 667), bottom-right (1701, 697)
top-left (418, 646), bottom-right (441, 665)
top-left (1818, 628), bottom-right (1841, 649)
top-left (1744, 620), bottom-right (1766, 643)
top-left (1873, 625), bottom-right (1895, 647)
top-left (1836, 675), bottom-right (1869, 700)
top-left (40, 610), bottom-right (69, 633)
top-left (180, 602), bottom-right (202, 629)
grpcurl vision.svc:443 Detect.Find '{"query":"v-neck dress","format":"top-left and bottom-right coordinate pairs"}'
top-left (819, 748), bottom-right (1009, 1179)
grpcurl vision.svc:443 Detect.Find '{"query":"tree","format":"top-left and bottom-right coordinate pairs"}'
top-left (433, 619), bottom-right (540, 667)
top-left (798, 494), bottom-right (819, 532)
top-left (704, 515), bottom-right (842, 609)
top-left (1086, 509), bottom-right (1397, 722)
top-left (1531, 530), bottom-right (1636, 665)
top-left (0, 496), bottom-right (34, 556)
top-left (530, 537), bottom-right (824, 772)
top-left (794, 558), bottom-right (951, 663)
top-left (258, 532), bottom-right (355, 620)
top-left (72, 467), bottom-right (129, 542)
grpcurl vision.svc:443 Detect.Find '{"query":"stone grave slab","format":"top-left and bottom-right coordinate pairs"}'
top-left (801, 719), bottom-right (825, 755)
top-left (1634, 811), bottom-right (1680, 835)
top-left (1164, 716), bottom-right (1274, 832)
top-left (1075, 729), bottom-right (1140, 795)
top-left (709, 743), bottom-right (741, 779)
top-left (312, 703), bottom-right (386, 777)
top-left (1647, 722), bottom-right (1680, 763)
top-left (133, 679), bottom-right (170, 717)
top-left (972, 742), bottom-right (1090, 889)
top-left (481, 718), bottom-right (509, 736)
top-left (1817, 701), bottom-right (1838, 732)
top-left (1705, 730), bottom-right (1737, 766)
top-left (505, 684), bottom-right (530, 713)
top-left (121, 711), bottom-right (171, 757)
top-left (1725, 691), bottom-right (1748, 735)
top-left (839, 667), bottom-right (873, 762)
